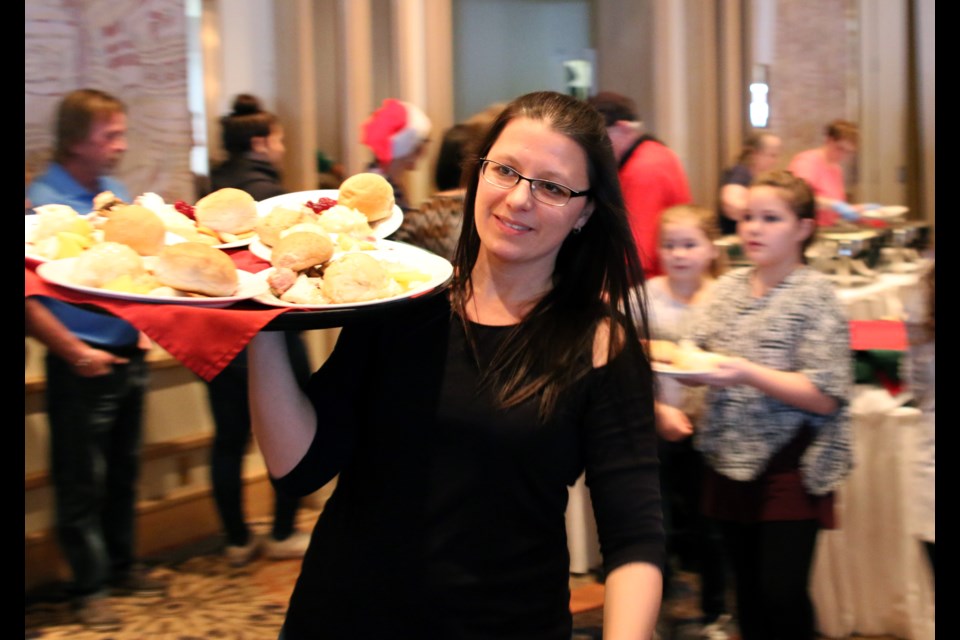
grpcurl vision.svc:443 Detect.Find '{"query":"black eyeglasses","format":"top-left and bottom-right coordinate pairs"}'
top-left (478, 159), bottom-right (590, 207)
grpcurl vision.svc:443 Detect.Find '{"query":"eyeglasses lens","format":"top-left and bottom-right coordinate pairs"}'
top-left (480, 160), bottom-right (571, 206)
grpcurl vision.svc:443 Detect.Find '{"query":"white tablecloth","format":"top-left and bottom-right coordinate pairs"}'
top-left (834, 270), bottom-right (923, 321)
top-left (811, 392), bottom-right (935, 639)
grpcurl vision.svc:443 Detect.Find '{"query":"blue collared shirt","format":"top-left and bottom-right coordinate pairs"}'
top-left (27, 162), bottom-right (139, 348)
top-left (27, 162), bottom-right (131, 214)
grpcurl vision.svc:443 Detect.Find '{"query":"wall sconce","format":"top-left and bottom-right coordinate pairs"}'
top-left (563, 59), bottom-right (593, 101)
top-left (749, 63), bottom-right (770, 128)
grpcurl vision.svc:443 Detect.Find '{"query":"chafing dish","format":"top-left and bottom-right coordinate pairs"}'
top-left (809, 228), bottom-right (882, 287)
top-left (875, 220), bottom-right (931, 272)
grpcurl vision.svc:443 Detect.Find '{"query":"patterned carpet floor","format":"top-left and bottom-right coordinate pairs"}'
top-left (24, 547), bottom-right (725, 640)
top-left (25, 528), bottom-right (898, 639)
top-left (26, 527), bottom-right (621, 640)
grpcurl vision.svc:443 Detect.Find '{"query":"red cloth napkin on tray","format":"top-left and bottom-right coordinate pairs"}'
top-left (25, 249), bottom-right (286, 381)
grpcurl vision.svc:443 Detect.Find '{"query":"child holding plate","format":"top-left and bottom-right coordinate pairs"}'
top-left (647, 204), bottom-right (732, 637)
top-left (684, 170), bottom-right (853, 640)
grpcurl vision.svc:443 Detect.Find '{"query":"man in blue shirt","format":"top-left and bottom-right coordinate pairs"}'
top-left (25, 88), bottom-right (164, 631)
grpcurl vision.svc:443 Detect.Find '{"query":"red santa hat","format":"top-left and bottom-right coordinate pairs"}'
top-left (361, 99), bottom-right (432, 167)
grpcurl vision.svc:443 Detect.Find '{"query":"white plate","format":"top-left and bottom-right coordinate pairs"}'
top-left (253, 240), bottom-right (453, 310)
top-left (651, 363), bottom-right (717, 377)
top-left (256, 189), bottom-right (404, 238)
top-left (248, 237), bottom-right (274, 263)
top-left (36, 258), bottom-right (268, 308)
top-left (214, 236), bottom-right (254, 250)
top-left (861, 205), bottom-right (908, 220)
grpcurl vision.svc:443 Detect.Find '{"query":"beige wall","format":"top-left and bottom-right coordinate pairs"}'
top-left (25, 0), bottom-right (196, 203)
top-left (769, 0), bottom-right (859, 162)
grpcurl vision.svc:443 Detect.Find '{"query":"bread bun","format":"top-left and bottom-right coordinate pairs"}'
top-left (672, 346), bottom-right (728, 371)
top-left (72, 242), bottom-right (145, 287)
top-left (279, 222), bottom-right (328, 240)
top-left (194, 188), bottom-right (257, 234)
top-left (337, 173), bottom-right (395, 223)
top-left (271, 231), bottom-right (334, 271)
top-left (154, 242), bottom-right (239, 297)
top-left (102, 204), bottom-right (166, 255)
top-left (256, 206), bottom-right (315, 247)
top-left (322, 253), bottom-right (400, 303)
top-left (93, 190), bottom-right (126, 215)
top-left (649, 340), bottom-right (680, 364)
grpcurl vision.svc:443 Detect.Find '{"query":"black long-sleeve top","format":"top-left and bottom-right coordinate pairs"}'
top-left (275, 296), bottom-right (663, 639)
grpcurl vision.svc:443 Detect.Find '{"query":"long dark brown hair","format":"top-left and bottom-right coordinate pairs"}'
top-left (451, 91), bottom-right (650, 420)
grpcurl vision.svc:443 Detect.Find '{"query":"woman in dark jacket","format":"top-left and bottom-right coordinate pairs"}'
top-left (207, 94), bottom-right (312, 566)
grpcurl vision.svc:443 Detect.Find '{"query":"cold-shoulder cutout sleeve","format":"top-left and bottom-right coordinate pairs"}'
top-left (581, 344), bottom-right (665, 575)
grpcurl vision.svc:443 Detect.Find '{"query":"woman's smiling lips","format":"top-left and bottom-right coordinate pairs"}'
top-left (494, 213), bottom-right (533, 234)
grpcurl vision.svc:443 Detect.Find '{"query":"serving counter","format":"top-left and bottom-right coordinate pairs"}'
top-left (811, 391), bottom-right (934, 640)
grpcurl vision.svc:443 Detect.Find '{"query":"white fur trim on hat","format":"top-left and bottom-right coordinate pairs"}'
top-left (390, 101), bottom-right (432, 161)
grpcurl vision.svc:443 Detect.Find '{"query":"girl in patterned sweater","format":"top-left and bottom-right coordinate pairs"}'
top-left (683, 170), bottom-right (853, 640)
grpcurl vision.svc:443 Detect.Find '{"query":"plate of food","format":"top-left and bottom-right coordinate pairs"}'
top-left (649, 339), bottom-right (729, 377)
top-left (25, 205), bottom-right (195, 263)
top-left (253, 239), bottom-right (453, 310)
top-left (861, 205), bottom-right (909, 221)
top-left (36, 241), bottom-right (268, 308)
top-left (255, 173), bottom-right (404, 240)
top-left (26, 188), bottom-right (261, 263)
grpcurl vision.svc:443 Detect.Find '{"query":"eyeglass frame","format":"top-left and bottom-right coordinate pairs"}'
top-left (477, 158), bottom-right (591, 207)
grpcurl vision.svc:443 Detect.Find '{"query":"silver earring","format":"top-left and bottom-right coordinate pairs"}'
top-left (572, 226), bottom-right (582, 235)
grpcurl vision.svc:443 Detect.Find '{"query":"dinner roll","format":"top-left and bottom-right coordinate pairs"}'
top-left (271, 231), bottom-right (334, 272)
top-left (256, 206), bottom-right (315, 247)
top-left (649, 340), bottom-right (680, 364)
top-left (102, 204), bottom-right (166, 255)
top-left (672, 347), bottom-right (728, 371)
top-left (337, 173), bottom-right (395, 223)
top-left (154, 242), bottom-right (239, 297)
top-left (321, 253), bottom-right (400, 303)
top-left (72, 241), bottom-right (145, 287)
top-left (194, 187), bottom-right (258, 234)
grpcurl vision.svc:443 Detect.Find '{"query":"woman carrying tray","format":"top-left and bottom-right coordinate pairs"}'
top-left (248, 91), bottom-right (664, 640)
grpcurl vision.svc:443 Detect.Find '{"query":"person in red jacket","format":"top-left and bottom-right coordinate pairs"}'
top-left (588, 92), bottom-right (692, 278)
